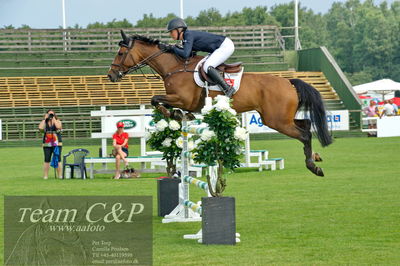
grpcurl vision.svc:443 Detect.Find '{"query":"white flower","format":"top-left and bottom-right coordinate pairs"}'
top-left (200, 129), bottom-right (216, 141)
top-left (228, 108), bottom-right (237, 116)
top-left (169, 120), bottom-right (181, 131)
top-left (194, 139), bottom-right (202, 146)
top-left (155, 119), bottom-right (168, 131)
top-left (214, 97), bottom-right (230, 111)
top-left (188, 140), bottom-right (195, 151)
top-left (176, 137), bottom-right (183, 148)
top-left (201, 104), bottom-right (213, 115)
top-left (162, 137), bottom-right (172, 147)
top-left (144, 131), bottom-right (152, 140)
top-left (215, 94), bottom-right (229, 103)
top-left (234, 127), bottom-right (248, 141)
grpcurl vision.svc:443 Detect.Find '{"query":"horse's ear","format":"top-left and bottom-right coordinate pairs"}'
top-left (120, 30), bottom-right (128, 44)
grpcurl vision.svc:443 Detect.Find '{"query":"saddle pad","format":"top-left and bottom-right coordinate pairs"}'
top-left (193, 57), bottom-right (244, 93)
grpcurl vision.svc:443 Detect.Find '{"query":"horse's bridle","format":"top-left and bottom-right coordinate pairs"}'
top-left (110, 40), bottom-right (166, 79)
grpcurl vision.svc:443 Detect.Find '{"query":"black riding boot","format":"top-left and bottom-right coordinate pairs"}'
top-left (207, 66), bottom-right (235, 97)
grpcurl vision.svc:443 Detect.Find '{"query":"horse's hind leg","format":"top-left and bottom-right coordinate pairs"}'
top-left (294, 119), bottom-right (324, 176)
top-left (259, 113), bottom-right (324, 176)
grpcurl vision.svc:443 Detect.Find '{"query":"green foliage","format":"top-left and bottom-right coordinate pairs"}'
top-left (136, 13), bottom-right (176, 28)
top-left (324, 0), bottom-right (400, 82)
top-left (87, 18), bottom-right (133, 29)
top-left (345, 70), bottom-right (374, 86)
top-left (192, 97), bottom-right (246, 196)
top-left (194, 109), bottom-right (242, 170)
top-left (147, 108), bottom-right (182, 177)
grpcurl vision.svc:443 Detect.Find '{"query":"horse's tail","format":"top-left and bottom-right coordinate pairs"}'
top-left (290, 78), bottom-right (333, 147)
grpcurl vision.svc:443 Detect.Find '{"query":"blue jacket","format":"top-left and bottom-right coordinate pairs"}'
top-left (172, 30), bottom-right (226, 59)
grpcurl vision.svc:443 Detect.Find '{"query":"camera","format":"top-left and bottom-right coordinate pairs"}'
top-left (48, 113), bottom-right (54, 119)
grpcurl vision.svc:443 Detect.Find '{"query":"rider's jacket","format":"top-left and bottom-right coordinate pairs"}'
top-left (172, 30), bottom-right (226, 59)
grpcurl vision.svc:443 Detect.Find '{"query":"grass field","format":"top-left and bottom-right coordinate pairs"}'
top-left (1, 136), bottom-right (400, 265)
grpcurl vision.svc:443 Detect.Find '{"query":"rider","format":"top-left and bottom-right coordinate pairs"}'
top-left (166, 17), bottom-right (235, 97)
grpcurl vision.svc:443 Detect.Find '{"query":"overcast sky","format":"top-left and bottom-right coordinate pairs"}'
top-left (0, 0), bottom-right (396, 29)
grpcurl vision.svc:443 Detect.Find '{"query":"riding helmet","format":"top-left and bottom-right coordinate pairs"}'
top-left (167, 18), bottom-right (187, 32)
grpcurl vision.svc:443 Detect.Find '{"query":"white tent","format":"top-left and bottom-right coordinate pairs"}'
top-left (353, 79), bottom-right (400, 99)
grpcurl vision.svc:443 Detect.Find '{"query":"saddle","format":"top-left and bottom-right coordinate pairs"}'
top-left (199, 62), bottom-right (242, 84)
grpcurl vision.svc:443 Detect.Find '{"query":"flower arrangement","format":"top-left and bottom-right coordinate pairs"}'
top-left (193, 95), bottom-right (248, 197)
top-left (147, 108), bottom-right (182, 177)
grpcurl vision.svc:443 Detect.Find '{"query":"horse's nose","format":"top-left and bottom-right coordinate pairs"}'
top-left (107, 74), bottom-right (114, 82)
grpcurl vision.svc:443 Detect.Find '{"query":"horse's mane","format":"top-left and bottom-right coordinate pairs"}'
top-left (126, 34), bottom-right (174, 54)
top-left (129, 34), bottom-right (162, 46)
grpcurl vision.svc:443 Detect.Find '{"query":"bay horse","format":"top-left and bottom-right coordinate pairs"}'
top-left (107, 31), bottom-right (333, 176)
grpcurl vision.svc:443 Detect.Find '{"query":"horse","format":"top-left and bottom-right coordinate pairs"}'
top-left (107, 30), bottom-right (333, 176)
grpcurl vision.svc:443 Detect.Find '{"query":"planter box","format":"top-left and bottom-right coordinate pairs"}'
top-left (202, 196), bottom-right (236, 245)
top-left (157, 178), bottom-right (180, 217)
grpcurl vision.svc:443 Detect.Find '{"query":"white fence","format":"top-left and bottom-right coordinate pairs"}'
top-left (362, 116), bottom-right (400, 137)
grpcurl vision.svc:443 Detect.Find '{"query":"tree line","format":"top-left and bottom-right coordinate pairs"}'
top-left (2, 0), bottom-right (399, 85)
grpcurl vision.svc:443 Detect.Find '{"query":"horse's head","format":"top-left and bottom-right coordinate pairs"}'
top-left (108, 30), bottom-right (167, 82)
top-left (108, 30), bottom-right (138, 82)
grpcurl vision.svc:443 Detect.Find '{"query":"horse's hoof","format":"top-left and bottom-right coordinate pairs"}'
top-left (158, 106), bottom-right (171, 118)
top-left (184, 113), bottom-right (196, 120)
top-left (313, 152), bottom-right (323, 162)
top-left (314, 167), bottom-right (324, 177)
top-left (171, 110), bottom-right (184, 121)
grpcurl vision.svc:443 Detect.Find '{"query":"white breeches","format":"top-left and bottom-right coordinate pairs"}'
top-left (203, 38), bottom-right (235, 72)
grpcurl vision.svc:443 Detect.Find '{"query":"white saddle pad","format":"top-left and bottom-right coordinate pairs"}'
top-left (193, 57), bottom-right (244, 93)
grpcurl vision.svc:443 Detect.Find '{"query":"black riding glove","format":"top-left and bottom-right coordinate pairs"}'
top-left (159, 43), bottom-right (174, 53)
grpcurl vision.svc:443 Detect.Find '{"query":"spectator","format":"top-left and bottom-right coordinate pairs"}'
top-left (112, 122), bottom-right (129, 179)
top-left (389, 99), bottom-right (398, 115)
top-left (380, 100), bottom-right (395, 118)
top-left (363, 100), bottom-right (378, 136)
top-left (38, 109), bottom-right (62, 179)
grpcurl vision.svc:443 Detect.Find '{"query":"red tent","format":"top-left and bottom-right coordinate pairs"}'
top-left (358, 95), bottom-right (372, 99)
top-left (378, 97), bottom-right (400, 106)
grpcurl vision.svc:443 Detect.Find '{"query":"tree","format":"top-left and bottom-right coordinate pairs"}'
top-left (135, 13), bottom-right (176, 28)
top-left (194, 8), bottom-right (223, 26)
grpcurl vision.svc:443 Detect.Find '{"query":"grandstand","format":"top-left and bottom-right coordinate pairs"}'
top-left (0, 26), bottom-right (361, 142)
top-left (0, 25), bottom-right (287, 76)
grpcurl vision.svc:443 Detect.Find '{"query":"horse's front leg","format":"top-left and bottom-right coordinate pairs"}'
top-left (151, 95), bottom-right (174, 117)
top-left (151, 94), bottom-right (188, 121)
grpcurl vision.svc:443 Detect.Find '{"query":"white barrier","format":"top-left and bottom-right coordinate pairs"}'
top-left (90, 105), bottom-right (154, 157)
top-left (161, 105), bottom-right (241, 243)
top-left (162, 119), bottom-right (217, 224)
top-left (241, 112), bottom-right (285, 170)
top-left (243, 110), bottom-right (350, 133)
top-left (86, 106), bottom-right (164, 177)
top-left (362, 116), bottom-right (400, 137)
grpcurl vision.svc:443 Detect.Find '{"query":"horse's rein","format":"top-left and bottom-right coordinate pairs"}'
top-left (164, 60), bottom-right (197, 80)
top-left (110, 41), bottom-right (166, 78)
top-left (111, 41), bottom-right (197, 80)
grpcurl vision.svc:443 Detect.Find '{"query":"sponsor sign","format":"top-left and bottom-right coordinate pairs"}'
top-left (103, 116), bottom-right (153, 133)
top-left (4, 196), bottom-right (153, 266)
top-left (244, 110), bottom-right (349, 133)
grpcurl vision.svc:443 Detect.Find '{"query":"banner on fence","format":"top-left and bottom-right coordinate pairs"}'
top-left (103, 116), bottom-right (153, 134)
top-left (244, 110), bottom-right (349, 133)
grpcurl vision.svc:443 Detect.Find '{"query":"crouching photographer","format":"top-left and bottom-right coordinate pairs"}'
top-left (38, 109), bottom-right (63, 179)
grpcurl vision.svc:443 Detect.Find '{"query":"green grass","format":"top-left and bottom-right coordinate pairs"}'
top-left (1, 137), bottom-right (400, 265)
